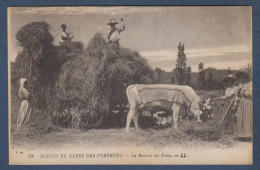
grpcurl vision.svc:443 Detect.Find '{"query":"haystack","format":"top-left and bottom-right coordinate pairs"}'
top-left (55, 33), bottom-right (154, 128)
top-left (12, 22), bottom-right (64, 135)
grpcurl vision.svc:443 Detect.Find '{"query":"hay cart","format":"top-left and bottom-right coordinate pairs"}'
top-left (52, 100), bottom-right (129, 128)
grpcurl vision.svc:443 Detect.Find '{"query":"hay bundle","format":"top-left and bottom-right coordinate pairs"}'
top-left (55, 33), bottom-right (154, 128)
top-left (56, 41), bottom-right (84, 66)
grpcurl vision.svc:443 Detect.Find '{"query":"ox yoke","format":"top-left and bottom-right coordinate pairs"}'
top-left (140, 100), bottom-right (184, 114)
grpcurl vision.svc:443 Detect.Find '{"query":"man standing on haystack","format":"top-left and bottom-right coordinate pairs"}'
top-left (107, 18), bottom-right (125, 46)
top-left (59, 24), bottom-right (74, 44)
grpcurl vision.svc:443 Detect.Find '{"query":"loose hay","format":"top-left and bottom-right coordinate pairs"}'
top-left (142, 90), bottom-right (236, 149)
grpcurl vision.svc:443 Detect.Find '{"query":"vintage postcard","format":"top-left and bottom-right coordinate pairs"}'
top-left (8, 6), bottom-right (252, 165)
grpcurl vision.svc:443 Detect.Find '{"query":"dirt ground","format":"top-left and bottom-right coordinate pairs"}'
top-left (10, 90), bottom-right (252, 151)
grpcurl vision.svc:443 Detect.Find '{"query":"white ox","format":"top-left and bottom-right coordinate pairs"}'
top-left (125, 84), bottom-right (204, 133)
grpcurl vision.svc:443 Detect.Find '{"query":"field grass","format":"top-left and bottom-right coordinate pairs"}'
top-left (10, 90), bottom-right (250, 150)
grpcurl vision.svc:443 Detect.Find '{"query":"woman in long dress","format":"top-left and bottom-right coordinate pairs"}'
top-left (17, 78), bottom-right (32, 128)
top-left (219, 73), bottom-right (239, 134)
top-left (234, 72), bottom-right (253, 140)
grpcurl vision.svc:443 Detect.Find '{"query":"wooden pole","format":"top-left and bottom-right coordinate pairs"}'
top-left (28, 55), bottom-right (33, 84)
top-left (217, 91), bottom-right (238, 130)
top-left (28, 54), bottom-right (34, 117)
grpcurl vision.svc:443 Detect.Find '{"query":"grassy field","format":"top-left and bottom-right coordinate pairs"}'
top-left (10, 90), bottom-right (250, 150)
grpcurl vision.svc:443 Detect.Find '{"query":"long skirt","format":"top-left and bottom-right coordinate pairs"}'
top-left (234, 98), bottom-right (253, 138)
top-left (17, 100), bottom-right (32, 128)
top-left (222, 109), bottom-right (236, 133)
top-left (221, 99), bottom-right (236, 134)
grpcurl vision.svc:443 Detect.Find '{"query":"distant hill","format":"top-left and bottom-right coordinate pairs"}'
top-left (155, 67), bottom-right (251, 90)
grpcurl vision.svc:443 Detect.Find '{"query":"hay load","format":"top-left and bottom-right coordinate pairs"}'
top-left (55, 33), bottom-right (154, 128)
top-left (56, 41), bottom-right (84, 67)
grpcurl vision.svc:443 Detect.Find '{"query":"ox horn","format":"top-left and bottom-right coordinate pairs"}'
top-left (188, 98), bottom-right (194, 110)
top-left (185, 98), bottom-right (194, 115)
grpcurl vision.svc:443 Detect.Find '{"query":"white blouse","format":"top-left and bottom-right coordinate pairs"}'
top-left (221, 86), bottom-right (239, 100)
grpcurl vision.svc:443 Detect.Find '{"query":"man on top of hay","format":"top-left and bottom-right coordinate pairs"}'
top-left (107, 18), bottom-right (125, 45)
top-left (59, 24), bottom-right (74, 44)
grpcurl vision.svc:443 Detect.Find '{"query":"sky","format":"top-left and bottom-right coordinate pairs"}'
top-left (8, 6), bottom-right (252, 72)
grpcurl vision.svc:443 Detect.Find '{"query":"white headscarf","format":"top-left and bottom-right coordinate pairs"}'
top-left (19, 78), bottom-right (27, 88)
top-left (18, 78), bottom-right (29, 99)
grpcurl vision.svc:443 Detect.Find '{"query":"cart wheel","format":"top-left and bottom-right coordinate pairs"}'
top-left (53, 108), bottom-right (71, 127)
top-left (89, 113), bottom-right (105, 128)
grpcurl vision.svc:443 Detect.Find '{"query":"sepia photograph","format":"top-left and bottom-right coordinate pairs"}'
top-left (8, 6), bottom-right (252, 165)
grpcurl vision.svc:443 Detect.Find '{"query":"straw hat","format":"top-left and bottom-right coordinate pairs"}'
top-left (107, 18), bottom-right (118, 25)
top-left (222, 73), bottom-right (237, 84)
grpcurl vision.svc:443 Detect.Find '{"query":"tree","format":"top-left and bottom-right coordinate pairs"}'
top-left (186, 66), bottom-right (192, 85)
top-left (154, 67), bottom-right (163, 83)
top-left (198, 62), bottom-right (206, 89)
top-left (198, 62), bottom-right (204, 72)
top-left (247, 63), bottom-right (252, 73)
top-left (171, 75), bottom-right (175, 84)
top-left (207, 72), bottom-right (213, 90)
top-left (227, 67), bottom-right (231, 73)
top-left (174, 42), bottom-right (187, 85)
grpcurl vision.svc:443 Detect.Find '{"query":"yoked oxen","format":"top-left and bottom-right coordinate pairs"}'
top-left (125, 84), bottom-right (205, 133)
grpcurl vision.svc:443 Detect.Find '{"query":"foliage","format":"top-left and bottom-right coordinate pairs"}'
top-left (198, 70), bottom-right (207, 89)
top-left (153, 68), bottom-right (174, 84)
top-left (186, 66), bottom-right (192, 86)
top-left (154, 67), bottom-right (163, 83)
top-left (176, 42), bottom-right (187, 69)
top-left (153, 67), bottom-right (239, 90)
top-left (55, 33), bottom-right (154, 128)
top-left (197, 66), bottom-right (224, 90)
top-left (207, 72), bottom-right (214, 90)
top-left (198, 62), bottom-right (204, 72)
top-left (197, 62), bottom-right (207, 89)
top-left (174, 42), bottom-right (191, 85)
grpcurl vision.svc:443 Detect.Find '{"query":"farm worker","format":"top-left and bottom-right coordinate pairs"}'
top-left (107, 18), bottom-right (125, 45)
top-left (59, 24), bottom-right (74, 43)
top-left (219, 73), bottom-right (239, 134)
top-left (17, 78), bottom-right (32, 128)
top-left (234, 72), bottom-right (252, 141)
